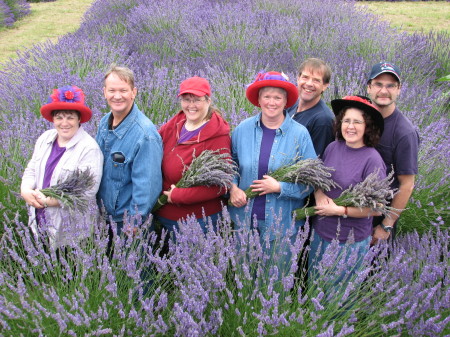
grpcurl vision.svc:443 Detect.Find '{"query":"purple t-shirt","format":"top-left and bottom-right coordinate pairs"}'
top-left (252, 123), bottom-right (276, 220)
top-left (36, 140), bottom-right (66, 224)
top-left (178, 122), bottom-right (207, 144)
top-left (376, 108), bottom-right (419, 189)
top-left (313, 141), bottom-right (386, 243)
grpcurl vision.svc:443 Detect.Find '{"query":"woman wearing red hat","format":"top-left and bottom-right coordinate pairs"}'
top-left (229, 71), bottom-right (316, 274)
top-left (21, 85), bottom-right (103, 247)
top-left (308, 95), bottom-right (386, 285)
top-left (155, 76), bottom-right (231, 235)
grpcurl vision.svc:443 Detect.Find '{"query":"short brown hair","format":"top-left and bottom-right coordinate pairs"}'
top-left (297, 58), bottom-right (332, 84)
top-left (104, 64), bottom-right (135, 89)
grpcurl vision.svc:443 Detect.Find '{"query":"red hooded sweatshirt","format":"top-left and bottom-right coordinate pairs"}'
top-left (156, 111), bottom-right (231, 221)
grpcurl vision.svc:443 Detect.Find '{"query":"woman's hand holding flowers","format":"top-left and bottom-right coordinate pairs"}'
top-left (249, 175), bottom-right (280, 196)
top-left (21, 188), bottom-right (44, 209)
top-left (314, 199), bottom-right (344, 217)
top-left (229, 183), bottom-right (247, 208)
top-left (163, 184), bottom-right (176, 203)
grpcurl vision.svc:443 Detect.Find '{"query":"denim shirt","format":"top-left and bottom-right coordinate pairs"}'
top-left (229, 113), bottom-right (317, 240)
top-left (96, 104), bottom-right (163, 223)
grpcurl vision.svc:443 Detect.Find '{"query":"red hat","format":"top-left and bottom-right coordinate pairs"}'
top-left (40, 85), bottom-right (92, 123)
top-left (331, 95), bottom-right (384, 135)
top-left (178, 76), bottom-right (211, 97)
top-left (246, 71), bottom-right (298, 108)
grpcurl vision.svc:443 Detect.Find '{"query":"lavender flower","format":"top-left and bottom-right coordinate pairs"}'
top-left (40, 168), bottom-right (95, 211)
top-left (232, 158), bottom-right (339, 204)
top-left (294, 169), bottom-right (397, 219)
top-left (152, 149), bottom-right (237, 212)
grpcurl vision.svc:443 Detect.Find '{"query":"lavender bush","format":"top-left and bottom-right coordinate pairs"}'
top-left (0, 211), bottom-right (448, 335)
top-left (0, 0), bottom-right (30, 28)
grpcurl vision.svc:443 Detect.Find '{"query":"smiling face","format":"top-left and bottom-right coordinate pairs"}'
top-left (367, 73), bottom-right (401, 109)
top-left (103, 73), bottom-right (137, 116)
top-left (258, 87), bottom-right (287, 124)
top-left (53, 110), bottom-right (80, 144)
top-left (340, 108), bottom-right (366, 148)
top-left (180, 93), bottom-right (211, 128)
top-left (297, 67), bottom-right (329, 106)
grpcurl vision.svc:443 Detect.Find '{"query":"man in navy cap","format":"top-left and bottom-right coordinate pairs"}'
top-left (366, 62), bottom-right (419, 243)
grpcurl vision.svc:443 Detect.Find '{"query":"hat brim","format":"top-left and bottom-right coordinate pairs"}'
top-left (40, 102), bottom-right (92, 123)
top-left (331, 99), bottom-right (384, 135)
top-left (177, 89), bottom-right (210, 97)
top-left (246, 80), bottom-right (298, 108)
top-left (369, 70), bottom-right (400, 83)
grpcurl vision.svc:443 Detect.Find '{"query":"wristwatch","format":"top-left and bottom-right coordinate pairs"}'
top-left (380, 223), bottom-right (394, 233)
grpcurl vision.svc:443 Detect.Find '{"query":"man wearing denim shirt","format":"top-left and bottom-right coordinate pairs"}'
top-left (96, 65), bottom-right (163, 235)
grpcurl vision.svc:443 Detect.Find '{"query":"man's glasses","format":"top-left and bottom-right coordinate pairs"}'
top-left (370, 82), bottom-right (399, 91)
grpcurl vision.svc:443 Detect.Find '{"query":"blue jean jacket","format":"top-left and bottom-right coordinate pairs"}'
top-left (96, 104), bottom-right (163, 223)
top-left (229, 113), bottom-right (317, 240)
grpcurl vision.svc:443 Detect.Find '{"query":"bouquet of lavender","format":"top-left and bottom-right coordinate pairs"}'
top-left (40, 168), bottom-right (95, 211)
top-left (294, 170), bottom-right (397, 220)
top-left (152, 149), bottom-right (237, 212)
top-left (230, 158), bottom-right (339, 205)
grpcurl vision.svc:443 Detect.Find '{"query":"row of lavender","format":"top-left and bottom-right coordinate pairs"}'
top-left (0, 0), bottom-right (30, 27)
top-left (1, 210), bottom-right (449, 336)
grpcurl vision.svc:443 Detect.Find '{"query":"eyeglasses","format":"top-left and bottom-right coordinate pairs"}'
top-left (180, 98), bottom-right (207, 105)
top-left (342, 119), bottom-right (365, 126)
top-left (370, 82), bottom-right (399, 91)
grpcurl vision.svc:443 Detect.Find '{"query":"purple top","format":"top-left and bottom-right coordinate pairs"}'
top-left (252, 123), bottom-right (276, 220)
top-left (178, 122), bottom-right (207, 144)
top-left (313, 141), bottom-right (386, 243)
top-left (375, 107), bottom-right (419, 189)
top-left (36, 140), bottom-right (66, 224)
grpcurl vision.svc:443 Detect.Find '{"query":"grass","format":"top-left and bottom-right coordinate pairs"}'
top-left (0, 0), bottom-right (93, 66)
top-left (356, 1), bottom-right (450, 34)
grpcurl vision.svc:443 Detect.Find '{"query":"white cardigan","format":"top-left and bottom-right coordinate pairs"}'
top-left (21, 126), bottom-right (103, 247)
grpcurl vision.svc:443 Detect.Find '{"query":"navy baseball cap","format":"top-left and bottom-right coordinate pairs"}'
top-left (368, 62), bottom-right (401, 83)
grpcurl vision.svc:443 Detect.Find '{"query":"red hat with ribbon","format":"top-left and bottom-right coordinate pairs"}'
top-left (40, 85), bottom-right (92, 123)
top-left (331, 95), bottom-right (384, 135)
top-left (246, 71), bottom-right (298, 108)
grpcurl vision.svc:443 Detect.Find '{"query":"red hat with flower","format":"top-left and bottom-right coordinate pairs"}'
top-left (331, 95), bottom-right (384, 135)
top-left (40, 85), bottom-right (92, 123)
top-left (246, 71), bottom-right (298, 108)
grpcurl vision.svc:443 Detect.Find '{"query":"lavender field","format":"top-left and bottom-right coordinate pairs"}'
top-left (0, 0), bottom-right (449, 335)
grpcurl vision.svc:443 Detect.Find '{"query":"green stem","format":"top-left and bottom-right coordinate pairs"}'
top-left (293, 206), bottom-right (316, 220)
top-left (40, 189), bottom-right (71, 208)
top-left (151, 194), bottom-right (169, 213)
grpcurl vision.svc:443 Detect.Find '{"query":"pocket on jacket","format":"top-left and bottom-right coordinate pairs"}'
top-left (110, 151), bottom-right (127, 181)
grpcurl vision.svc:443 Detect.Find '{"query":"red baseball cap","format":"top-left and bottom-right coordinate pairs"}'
top-left (178, 76), bottom-right (211, 97)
